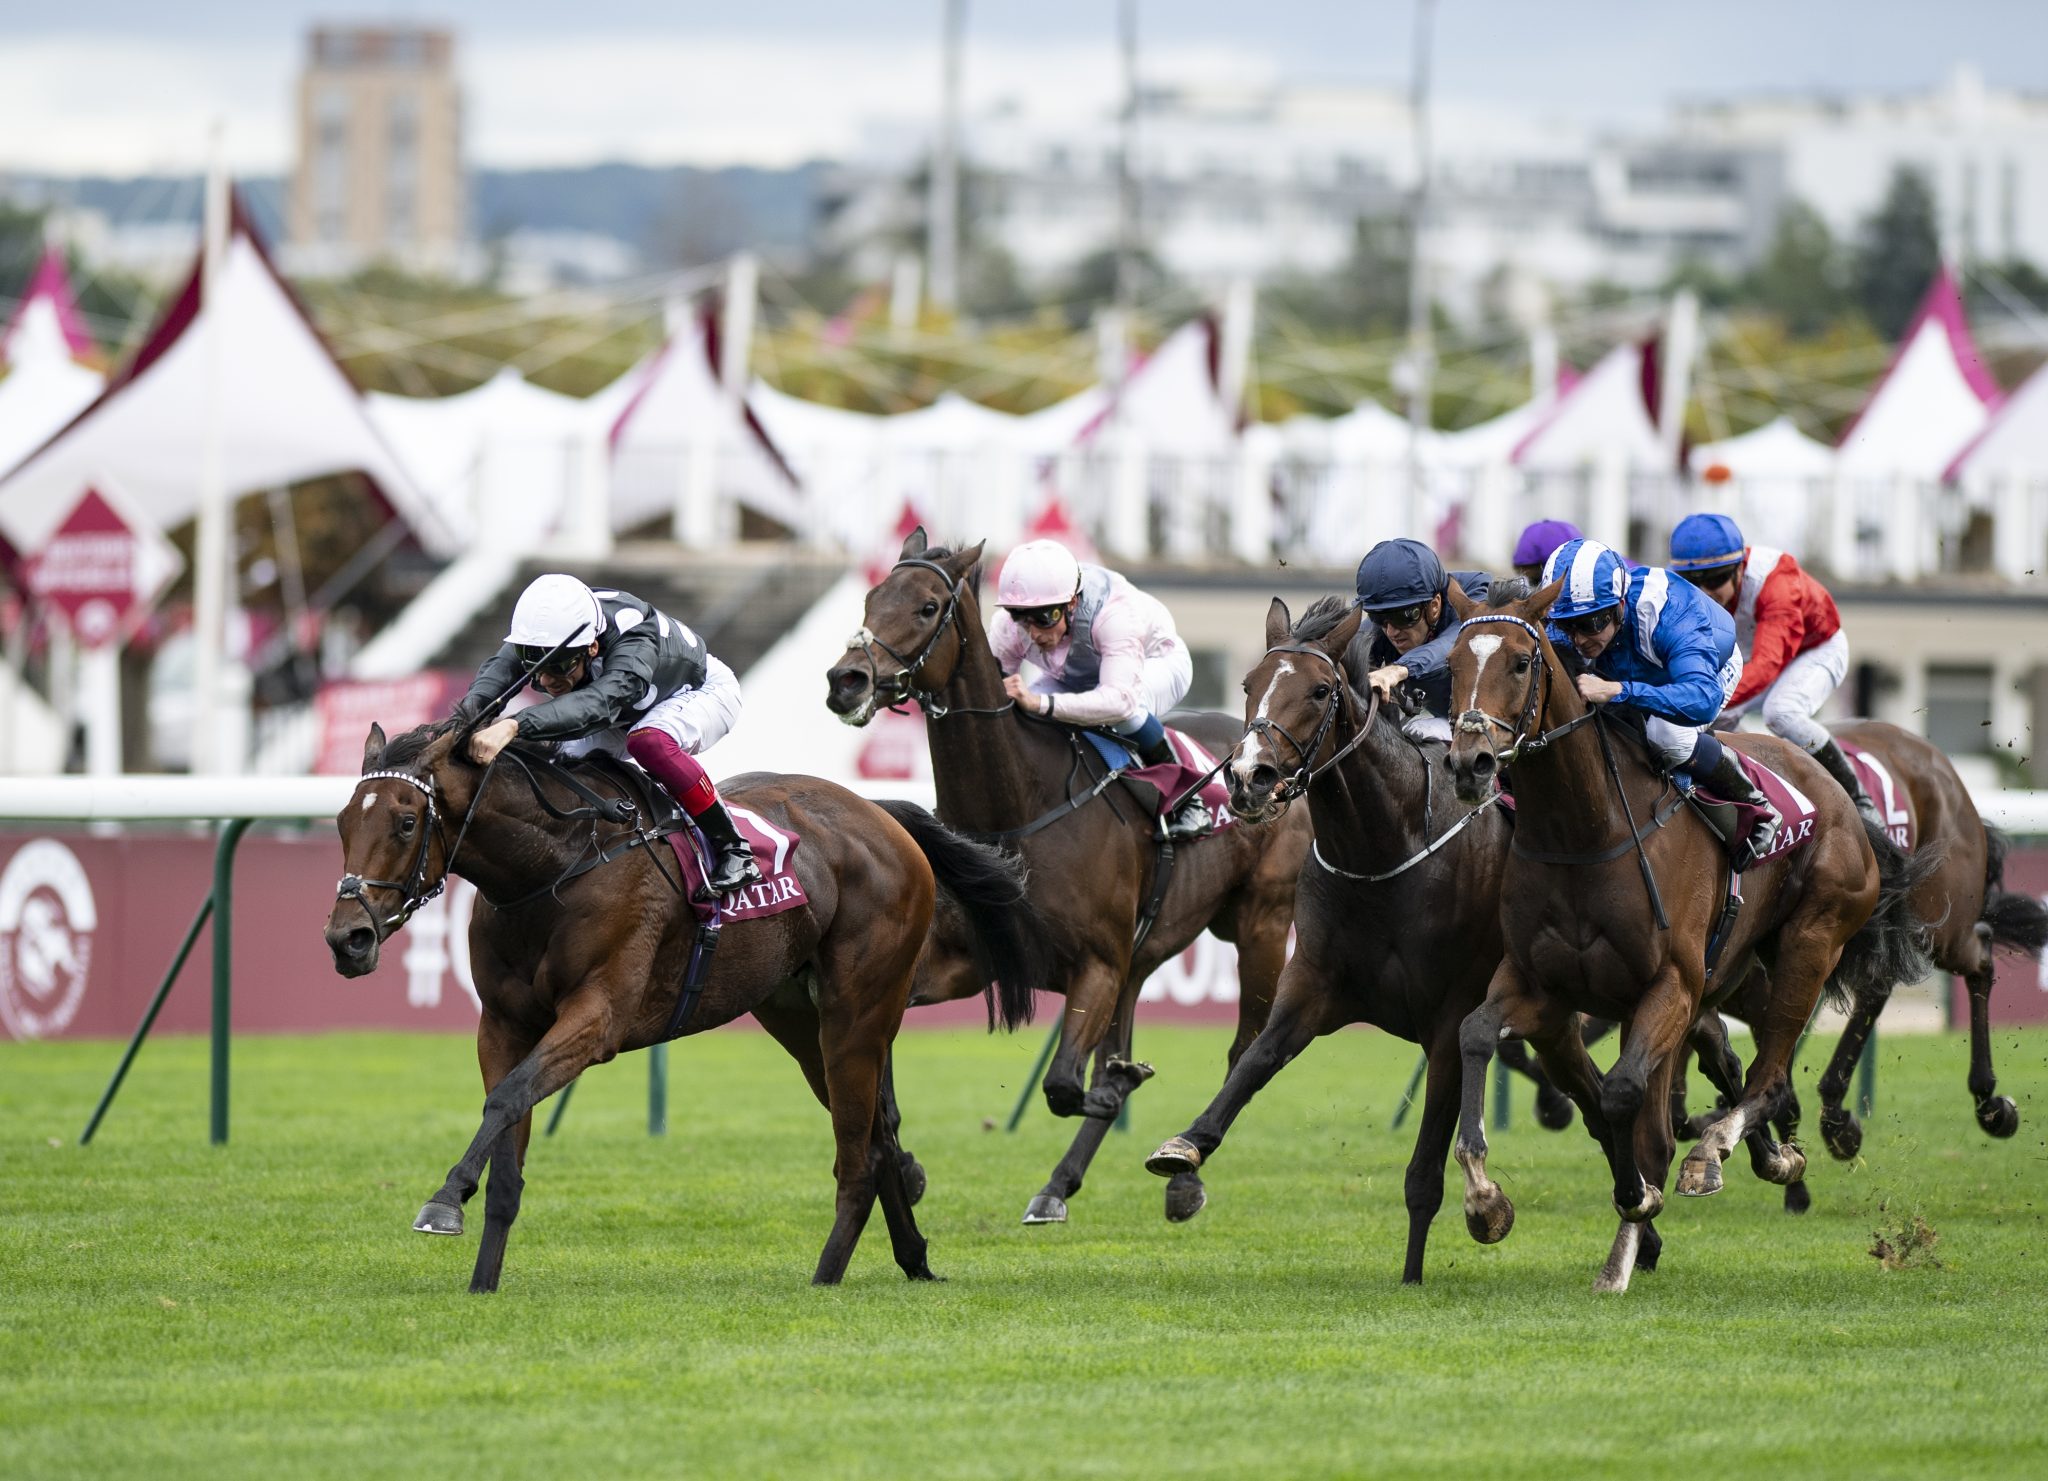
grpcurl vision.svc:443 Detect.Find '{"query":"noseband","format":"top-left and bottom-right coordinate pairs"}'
top-left (1241, 642), bottom-right (1379, 803)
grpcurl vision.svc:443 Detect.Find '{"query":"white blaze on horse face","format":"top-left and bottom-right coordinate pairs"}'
top-left (1464, 634), bottom-right (1504, 714)
top-left (1234, 659), bottom-right (1294, 778)
top-left (362, 794), bottom-right (378, 811)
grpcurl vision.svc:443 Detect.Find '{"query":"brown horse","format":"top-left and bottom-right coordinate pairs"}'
top-left (1438, 579), bottom-right (1931, 1291)
top-left (1143, 596), bottom-right (1514, 1282)
top-left (825, 531), bottom-right (1308, 1225)
top-left (323, 721), bottom-right (1044, 1290)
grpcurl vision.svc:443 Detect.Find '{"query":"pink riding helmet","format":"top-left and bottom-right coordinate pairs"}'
top-left (996, 539), bottom-right (1082, 609)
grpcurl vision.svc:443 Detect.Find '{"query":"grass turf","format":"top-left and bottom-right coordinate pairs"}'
top-left (3, 1023), bottom-right (2046, 1479)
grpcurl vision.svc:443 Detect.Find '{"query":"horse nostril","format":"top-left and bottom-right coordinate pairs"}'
top-left (1470, 752), bottom-right (1497, 778)
top-left (1250, 764), bottom-right (1278, 792)
top-left (345, 927), bottom-right (374, 956)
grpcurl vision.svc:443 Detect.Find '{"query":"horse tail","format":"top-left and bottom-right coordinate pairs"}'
top-left (1982, 825), bottom-right (2048, 958)
top-left (875, 799), bottom-right (1042, 1032)
top-left (1826, 820), bottom-right (1943, 1008)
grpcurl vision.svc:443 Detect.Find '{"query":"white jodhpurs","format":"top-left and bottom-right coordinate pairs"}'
top-left (1727, 630), bottom-right (1849, 755)
top-left (560, 655), bottom-right (744, 761)
top-left (1105, 644), bottom-right (1195, 735)
top-left (1643, 648), bottom-right (1744, 767)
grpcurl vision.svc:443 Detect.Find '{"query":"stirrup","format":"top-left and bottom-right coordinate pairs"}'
top-left (699, 850), bottom-right (763, 899)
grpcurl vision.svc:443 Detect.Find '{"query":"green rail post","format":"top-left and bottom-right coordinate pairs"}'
top-left (1856, 1023), bottom-right (1877, 1118)
top-left (1005, 1022), bottom-right (1063, 1132)
top-left (80, 894), bottom-right (214, 1145)
top-left (210, 818), bottom-right (252, 1146)
top-left (648, 1043), bottom-right (668, 1136)
top-left (543, 1080), bottom-right (577, 1137)
top-left (1491, 1053), bottom-right (1510, 1131)
top-left (1390, 1050), bottom-right (1429, 1129)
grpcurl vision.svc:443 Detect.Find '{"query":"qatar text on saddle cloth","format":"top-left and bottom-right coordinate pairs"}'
top-left (1723, 751), bottom-right (1820, 865)
top-left (667, 806), bottom-right (809, 924)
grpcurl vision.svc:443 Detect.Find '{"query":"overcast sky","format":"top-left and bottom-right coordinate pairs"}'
top-left (2, 2), bottom-right (2042, 175)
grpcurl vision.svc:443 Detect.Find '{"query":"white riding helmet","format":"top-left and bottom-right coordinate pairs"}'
top-left (506, 573), bottom-right (605, 651)
top-left (997, 540), bottom-right (1082, 610)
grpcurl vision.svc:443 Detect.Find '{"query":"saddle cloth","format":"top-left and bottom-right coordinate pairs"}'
top-left (1083, 727), bottom-right (1235, 835)
top-left (664, 804), bottom-right (810, 925)
top-left (1691, 748), bottom-right (1821, 867)
top-left (1839, 739), bottom-right (1914, 849)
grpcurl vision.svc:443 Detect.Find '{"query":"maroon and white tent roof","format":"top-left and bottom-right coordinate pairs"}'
top-left (1, 245), bottom-right (96, 363)
top-left (1835, 266), bottom-right (2001, 478)
top-left (0, 190), bottom-right (450, 570)
top-left (1945, 357), bottom-right (2048, 482)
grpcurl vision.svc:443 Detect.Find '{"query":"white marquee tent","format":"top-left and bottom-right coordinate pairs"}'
top-left (1834, 266), bottom-right (2001, 479)
top-left (0, 296), bottom-right (104, 484)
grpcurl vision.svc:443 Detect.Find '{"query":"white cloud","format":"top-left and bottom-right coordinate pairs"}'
top-left (0, 33), bottom-right (1275, 176)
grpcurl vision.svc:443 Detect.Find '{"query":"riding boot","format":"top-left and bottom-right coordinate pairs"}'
top-left (691, 797), bottom-right (765, 898)
top-left (1812, 738), bottom-right (1884, 830)
top-left (1704, 747), bottom-right (1779, 868)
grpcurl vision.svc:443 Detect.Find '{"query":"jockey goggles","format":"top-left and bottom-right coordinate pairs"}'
top-left (1368, 601), bottom-right (1431, 631)
top-left (519, 643), bottom-right (589, 677)
top-left (1676, 561), bottom-right (1743, 592)
top-left (1554, 607), bottom-right (1619, 639)
top-left (1006, 603), bottom-right (1069, 631)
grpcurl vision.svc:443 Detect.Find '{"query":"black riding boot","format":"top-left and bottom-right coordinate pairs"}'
top-left (692, 798), bottom-right (764, 898)
top-left (1813, 738), bottom-right (1884, 829)
top-left (1705, 747), bottom-right (1780, 868)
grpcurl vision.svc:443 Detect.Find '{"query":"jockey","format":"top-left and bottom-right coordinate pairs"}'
top-left (1345, 537), bottom-right (1490, 742)
top-left (1512, 519), bottom-right (1583, 586)
top-left (457, 573), bottom-right (763, 897)
top-left (1541, 537), bottom-right (1780, 866)
top-left (1668, 512), bottom-right (1882, 827)
top-left (989, 538), bottom-right (1207, 836)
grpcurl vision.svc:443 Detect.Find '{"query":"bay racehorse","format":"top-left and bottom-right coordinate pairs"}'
top-left (1143, 597), bottom-right (1513, 1282)
top-left (324, 720), bottom-right (1043, 1290)
top-left (1439, 578), bottom-right (1932, 1291)
top-left (826, 531), bottom-right (1309, 1225)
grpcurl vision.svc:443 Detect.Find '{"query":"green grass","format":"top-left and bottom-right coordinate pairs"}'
top-left (3, 1024), bottom-right (2047, 1480)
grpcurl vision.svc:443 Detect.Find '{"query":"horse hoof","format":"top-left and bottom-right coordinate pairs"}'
top-left (1676, 1154), bottom-right (1722, 1198)
top-left (1783, 1180), bottom-right (1812, 1216)
top-left (1021, 1194), bottom-right (1069, 1225)
top-left (1164, 1174), bottom-right (1207, 1224)
top-left (1463, 1196), bottom-right (1514, 1245)
top-left (899, 1154), bottom-right (928, 1206)
top-left (413, 1201), bottom-right (464, 1236)
top-left (1042, 1084), bottom-right (1086, 1118)
top-left (1534, 1087), bottom-right (1576, 1131)
top-left (1819, 1105), bottom-right (1862, 1161)
top-left (1977, 1095), bottom-right (2021, 1139)
top-left (1105, 1056), bottom-right (1157, 1086)
top-left (1768, 1145), bottom-right (1808, 1186)
top-left (1146, 1135), bottom-right (1203, 1178)
top-left (1618, 1185), bottom-right (1664, 1223)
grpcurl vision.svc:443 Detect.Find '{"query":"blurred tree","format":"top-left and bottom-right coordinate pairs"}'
top-left (1744, 200), bottom-right (1850, 337)
top-left (1854, 167), bottom-right (1942, 340)
top-left (1265, 215), bottom-right (1410, 335)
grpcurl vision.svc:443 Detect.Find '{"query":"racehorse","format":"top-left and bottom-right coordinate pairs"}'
top-left (826, 531), bottom-right (1309, 1225)
top-left (1142, 597), bottom-right (1514, 1283)
top-left (1439, 578), bottom-right (1932, 1291)
top-left (1742, 723), bottom-right (2047, 1203)
top-left (323, 720), bottom-right (1044, 1291)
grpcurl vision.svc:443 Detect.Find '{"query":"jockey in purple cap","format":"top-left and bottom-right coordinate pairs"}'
top-left (1512, 519), bottom-right (1583, 585)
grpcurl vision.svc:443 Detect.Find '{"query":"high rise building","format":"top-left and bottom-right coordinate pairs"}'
top-left (288, 26), bottom-right (465, 275)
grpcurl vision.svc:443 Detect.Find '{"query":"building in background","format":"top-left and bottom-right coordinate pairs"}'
top-left (287, 25), bottom-right (468, 277)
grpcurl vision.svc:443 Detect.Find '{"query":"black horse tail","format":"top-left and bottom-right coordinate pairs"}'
top-left (876, 799), bottom-right (1042, 1032)
top-left (1982, 825), bottom-right (2048, 957)
top-left (1826, 821), bottom-right (1943, 1008)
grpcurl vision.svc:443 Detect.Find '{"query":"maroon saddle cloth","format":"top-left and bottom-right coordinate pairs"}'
top-left (1691, 749), bottom-right (1822, 867)
top-left (1107, 728), bottom-right (1236, 835)
top-left (664, 804), bottom-right (810, 925)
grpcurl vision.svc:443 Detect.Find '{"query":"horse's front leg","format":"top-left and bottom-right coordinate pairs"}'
top-left (1453, 960), bottom-right (1553, 1246)
top-left (1025, 962), bottom-right (1142, 1226)
top-left (415, 985), bottom-right (618, 1237)
top-left (462, 1014), bottom-right (540, 1293)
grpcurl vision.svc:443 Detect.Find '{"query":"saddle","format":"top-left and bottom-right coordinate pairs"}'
top-left (1683, 745), bottom-right (1819, 869)
top-left (1080, 728), bottom-right (1234, 840)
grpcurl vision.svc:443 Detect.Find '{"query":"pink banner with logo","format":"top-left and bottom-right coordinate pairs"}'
top-left (3, 829), bottom-right (2043, 1043)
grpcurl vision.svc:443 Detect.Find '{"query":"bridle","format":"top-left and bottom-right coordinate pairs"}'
top-left (846, 557), bottom-right (1014, 722)
top-left (1240, 641), bottom-right (1380, 804)
top-left (335, 761), bottom-right (497, 939)
top-left (1450, 613), bottom-right (1597, 763)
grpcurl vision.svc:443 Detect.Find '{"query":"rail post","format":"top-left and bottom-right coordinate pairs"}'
top-left (210, 818), bottom-right (252, 1145)
top-left (80, 893), bottom-right (215, 1144)
top-left (648, 1043), bottom-right (669, 1135)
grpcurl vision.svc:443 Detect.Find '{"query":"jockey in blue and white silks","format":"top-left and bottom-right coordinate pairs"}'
top-left (1541, 537), bottom-right (1779, 864)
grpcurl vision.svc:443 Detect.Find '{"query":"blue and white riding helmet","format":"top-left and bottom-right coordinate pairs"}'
top-left (1541, 538), bottom-right (1629, 623)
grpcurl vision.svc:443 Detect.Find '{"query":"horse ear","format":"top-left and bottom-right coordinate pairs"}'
top-left (899, 525), bottom-right (929, 559)
top-left (1318, 606), bottom-right (1364, 657)
top-left (362, 723), bottom-right (386, 772)
top-left (1528, 576), bottom-right (1567, 621)
top-left (1445, 580), bottom-right (1479, 622)
top-left (948, 539), bottom-right (986, 583)
top-left (1264, 597), bottom-right (1291, 649)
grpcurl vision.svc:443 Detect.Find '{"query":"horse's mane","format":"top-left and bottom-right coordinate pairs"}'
top-left (1485, 575), bottom-right (1532, 607)
top-left (376, 717), bottom-right (458, 771)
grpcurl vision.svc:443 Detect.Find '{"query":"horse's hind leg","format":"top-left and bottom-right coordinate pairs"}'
top-left (1497, 1039), bottom-right (1575, 1131)
top-left (1027, 989), bottom-right (1144, 1225)
top-left (878, 1052), bottom-right (927, 1205)
top-left (1963, 924), bottom-right (2020, 1138)
top-left (1813, 980), bottom-right (1889, 1161)
top-left (469, 1115), bottom-right (532, 1294)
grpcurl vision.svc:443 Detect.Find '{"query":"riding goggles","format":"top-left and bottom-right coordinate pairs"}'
top-left (1369, 602), bottom-right (1431, 631)
top-left (1555, 608), bottom-right (1619, 639)
top-left (1006, 604), bottom-right (1069, 631)
top-left (519, 644), bottom-right (589, 677)
top-left (1675, 562), bottom-right (1743, 592)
